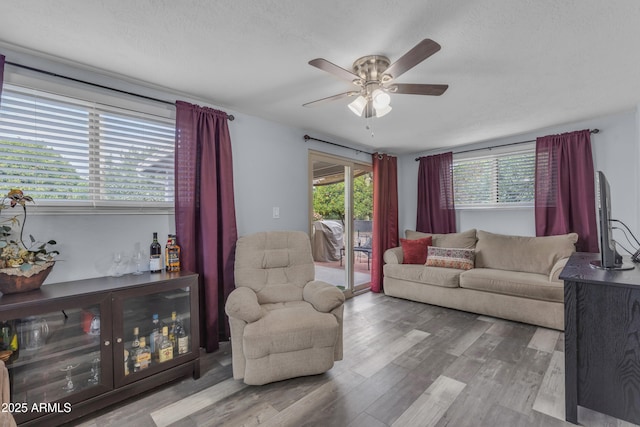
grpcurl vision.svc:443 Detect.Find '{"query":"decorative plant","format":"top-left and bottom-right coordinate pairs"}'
top-left (0, 189), bottom-right (59, 271)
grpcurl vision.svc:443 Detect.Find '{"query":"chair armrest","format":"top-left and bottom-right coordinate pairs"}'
top-left (303, 281), bottom-right (345, 313)
top-left (225, 287), bottom-right (264, 323)
top-left (549, 257), bottom-right (570, 282)
top-left (384, 247), bottom-right (404, 264)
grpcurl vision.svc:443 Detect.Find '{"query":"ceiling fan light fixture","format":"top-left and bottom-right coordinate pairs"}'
top-left (372, 89), bottom-right (391, 109)
top-left (348, 95), bottom-right (367, 116)
top-left (375, 104), bottom-right (392, 118)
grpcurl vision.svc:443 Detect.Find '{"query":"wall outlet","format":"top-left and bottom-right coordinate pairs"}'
top-left (272, 207), bottom-right (280, 219)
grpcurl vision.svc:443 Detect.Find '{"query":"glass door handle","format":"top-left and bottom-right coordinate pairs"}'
top-left (116, 338), bottom-right (123, 343)
top-left (104, 340), bottom-right (111, 346)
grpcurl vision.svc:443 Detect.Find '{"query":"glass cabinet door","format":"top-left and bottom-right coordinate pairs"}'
top-left (114, 280), bottom-right (195, 386)
top-left (1, 297), bottom-right (111, 425)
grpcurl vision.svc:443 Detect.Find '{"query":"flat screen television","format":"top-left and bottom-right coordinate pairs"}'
top-left (590, 171), bottom-right (633, 270)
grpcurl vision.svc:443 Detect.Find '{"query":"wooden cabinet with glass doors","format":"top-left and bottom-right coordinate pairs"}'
top-left (0, 271), bottom-right (199, 426)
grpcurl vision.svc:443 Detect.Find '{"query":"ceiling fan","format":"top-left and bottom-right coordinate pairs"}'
top-left (303, 39), bottom-right (448, 118)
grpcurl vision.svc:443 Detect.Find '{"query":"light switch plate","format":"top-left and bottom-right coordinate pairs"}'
top-left (273, 207), bottom-right (280, 219)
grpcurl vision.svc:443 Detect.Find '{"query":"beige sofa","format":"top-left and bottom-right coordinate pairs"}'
top-left (383, 229), bottom-right (578, 330)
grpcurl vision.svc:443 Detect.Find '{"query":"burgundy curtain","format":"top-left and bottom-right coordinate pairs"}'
top-left (175, 100), bottom-right (237, 352)
top-left (535, 129), bottom-right (598, 252)
top-left (371, 153), bottom-right (399, 293)
top-left (416, 152), bottom-right (456, 233)
top-left (0, 54), bottom-right (5, 106)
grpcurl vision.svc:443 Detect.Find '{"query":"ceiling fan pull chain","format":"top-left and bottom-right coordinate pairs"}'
top-left (366, 116), bottom-right (375, 138)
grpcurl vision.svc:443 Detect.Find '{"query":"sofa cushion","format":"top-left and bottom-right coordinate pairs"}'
top-left (474, 230), bottom-right (578, 275)
top-left (426, 247), bottom-right (475, 270)
top-left (405, 229), bottom-right (477, 249)
top-left (400, 236), bottom-right (432, 264)
top-left (460, 268), bottom-right (563, 302)
top-left (243, 302), bottom-right (339, 359)
top-left (383, 263), bottom-right (462, 288)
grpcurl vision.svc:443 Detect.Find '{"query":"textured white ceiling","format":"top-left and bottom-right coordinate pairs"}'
top-left (1, 0), bottom-right (640, 154)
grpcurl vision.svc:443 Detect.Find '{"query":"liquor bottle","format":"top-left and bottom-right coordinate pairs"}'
top-left (169, 311), bottom-right (178, 351)
top-left (149, 314), bottom-right (161, 360)
top-left (0, 323), bottom-right (9, 350)
top-left (149, 232), bottom-right (162, 273)
top-left (165, 236), bottom-right (172, 272)
top-left (130, 327), bottom-right (140, 373)
top-left (0, 321), bottom-right (18, 362)
top-left (136, 336), bottom-right (152, 370)
top-left (132, 327), bottom-right (140, 349)
top-left (158, 326), bottom-right (173, 363)
top-left (176, 315), bottom-right (189, 355)
top-left (164, 235), bottom-right (181, 272)
top-left (169, 235), bottom-right (181, 272)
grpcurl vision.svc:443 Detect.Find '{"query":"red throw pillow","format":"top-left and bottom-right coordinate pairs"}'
top-left (400, 236), bottom-right (433, 264)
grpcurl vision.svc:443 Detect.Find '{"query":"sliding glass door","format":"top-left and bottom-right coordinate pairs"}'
top-left (309, 151), bottom-right (372, 296)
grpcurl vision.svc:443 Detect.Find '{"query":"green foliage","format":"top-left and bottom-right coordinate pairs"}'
top-left (313, 182), bottom-right (345, 221)
top-left (353, 173), bottom-right (373, 220)
top-left (313, 172), bottom-right (373, 221)
top-left (0, 139), bottom-right (87, 199)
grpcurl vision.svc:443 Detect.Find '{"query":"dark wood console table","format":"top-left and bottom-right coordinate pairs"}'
top-left (560, 252), bottom-right (640, 425)
top-left (0, 271), bottom-right (199, 426)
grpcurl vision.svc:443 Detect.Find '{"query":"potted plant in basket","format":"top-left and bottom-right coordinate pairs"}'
top-left (0, 189), bottom-right (59, 294)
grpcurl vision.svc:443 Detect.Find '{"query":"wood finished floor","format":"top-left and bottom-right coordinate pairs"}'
top-left (72, 292), bottom-right (639, 427)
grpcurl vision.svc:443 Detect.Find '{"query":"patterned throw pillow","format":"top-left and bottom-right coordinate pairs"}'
top-left (426, 246), bottom-right (475, 270)
top-left (400, 236), bottom-right (433, 264)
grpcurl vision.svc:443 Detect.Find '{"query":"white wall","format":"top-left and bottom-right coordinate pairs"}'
top-left (398, 108), bottom-right (640, 239)
top-left (21, 213), bottom-right (173, 283)
top-left (230, 115), bottom-right (371, 237)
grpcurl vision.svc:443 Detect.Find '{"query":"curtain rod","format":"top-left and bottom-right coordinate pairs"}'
top-left (5, 60), bottom-right (235, 121)
top-left (415, 128), bottom-right (600, 161)
top-left (303, 134), bottom-right (373, 155)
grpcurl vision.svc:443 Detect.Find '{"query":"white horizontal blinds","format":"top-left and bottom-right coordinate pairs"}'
top-left (94, 106), bottom-right (174, 203)
top-left (0, 87), bottom-right (91, 200)
top-left (453, 148), bottom-right (536, 207)
top-left (0, 85), bottom-right (175, 206)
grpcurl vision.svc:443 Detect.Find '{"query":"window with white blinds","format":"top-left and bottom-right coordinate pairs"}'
top-left (0, 85), bottom-right (175, 208)
top-left (453, 147), bottom-right (536, 208)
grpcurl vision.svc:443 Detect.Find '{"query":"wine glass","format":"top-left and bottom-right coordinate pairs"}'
top-left (88, 357), bottom-right (100, 385)
top-left (60, 363), bottom-right (79, 392)
top-left (132, 250), bottom-right (144, 275)
top-left (112, 252), bottom-right (123, 277)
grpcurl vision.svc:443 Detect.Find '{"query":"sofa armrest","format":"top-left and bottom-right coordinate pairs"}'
top-left (384, 247), bottom-right (404, 264)
top-left (549, 257), bottom-right (570, 282)
top-left (303, 281), bottom-right (345, 313)
top-left (225, 287), bottom-right (264, 323)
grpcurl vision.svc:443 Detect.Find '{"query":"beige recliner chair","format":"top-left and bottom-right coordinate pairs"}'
top-left (225, 231), bottom-right (345, 385)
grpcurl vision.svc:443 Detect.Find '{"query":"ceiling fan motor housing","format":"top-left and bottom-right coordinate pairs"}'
top-left (352, 55), bottom-right (391, 86)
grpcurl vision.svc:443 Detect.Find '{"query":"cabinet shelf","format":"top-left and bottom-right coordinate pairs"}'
top-left (0, 271), bottom-right (199, 426)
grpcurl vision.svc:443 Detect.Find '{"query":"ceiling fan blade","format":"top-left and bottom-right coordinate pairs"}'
top-left (303, 91), bottom-right (358, 107)
top-left (383, 39), bottom-right (441, 80)
top-left (309, 58), bottom-right (362, 84)
top-left (391, 83), bottom-right (448, 96)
